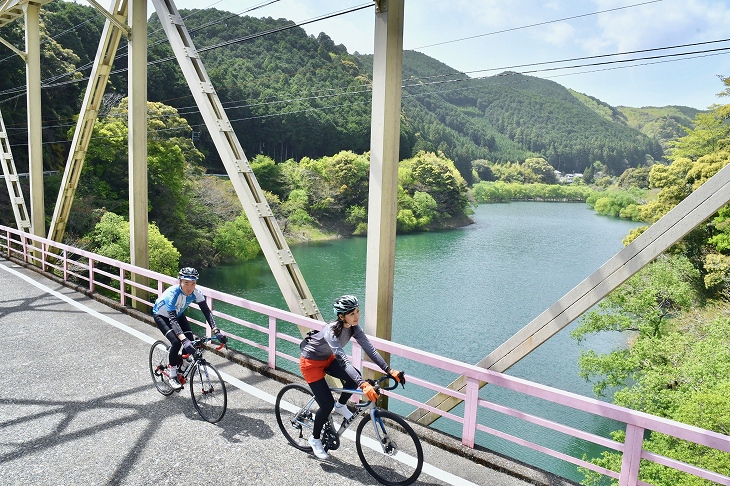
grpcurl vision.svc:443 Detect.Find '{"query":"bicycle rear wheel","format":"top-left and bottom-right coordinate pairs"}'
top-left (355, 410), bottom-right (424, 486)
top-left (189, 362), bottom-right (227, 423)
top-left (149, 340), bottom-right (174, 396)
top-left (274, 383), bottom-right (318, 452)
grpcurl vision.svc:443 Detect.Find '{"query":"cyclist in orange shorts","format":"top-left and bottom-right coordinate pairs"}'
top-left (299, 295), bottom-right (405, 459)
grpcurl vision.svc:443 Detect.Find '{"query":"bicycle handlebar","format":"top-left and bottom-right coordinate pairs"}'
top-left (188, 336), bottom-right (227, 353)
top-left (373, 374), bottom-right (401, 392)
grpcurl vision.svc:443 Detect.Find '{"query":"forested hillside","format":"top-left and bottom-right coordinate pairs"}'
top-left (0, 3), bottom-right (677, 183)
top-left (569, 89), bottom-right (702, 152)
top-left (615, 105), bottom-right (702, 150)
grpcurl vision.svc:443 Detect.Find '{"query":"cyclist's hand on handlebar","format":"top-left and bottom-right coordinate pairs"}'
top-left (210, 326), bottom-right (228, 344)
top-left (360, 381), bottom-right (379, 402)
top-left (389, 369), bottom-right (406, 386)
top-left (182, 339), bottom-right (196, 356)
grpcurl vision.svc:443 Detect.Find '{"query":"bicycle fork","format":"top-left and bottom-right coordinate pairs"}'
top-left (368, 410), bottom-right (398, 456)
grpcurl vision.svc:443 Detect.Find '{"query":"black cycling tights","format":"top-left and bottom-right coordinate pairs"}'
top-left (308, 361), bottom-right (359, 439)
top-left (154, 314), bottom-right (193, 367)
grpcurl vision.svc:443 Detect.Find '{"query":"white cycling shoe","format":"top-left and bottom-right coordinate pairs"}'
top-left (168, 376), bottom-right (183, 390)
top-left (308, 435), bottom-right (329, 460)
top-left (333, 402), bottom-right (353, 420)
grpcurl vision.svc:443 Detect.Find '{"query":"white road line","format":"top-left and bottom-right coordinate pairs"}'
top-left (0, 261), bottom-right (479, 486)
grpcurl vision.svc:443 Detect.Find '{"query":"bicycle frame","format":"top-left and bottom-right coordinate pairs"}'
top-left (170, 338), bottom-right (224, 383)
top-left (275, 377), bottom-right (423, 485)
top-left (149, 336), bottom-right (228, 423)
top-left (320, 386), bottom-right (393, 454)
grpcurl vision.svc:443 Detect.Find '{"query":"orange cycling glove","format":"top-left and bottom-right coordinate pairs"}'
top-left (360, 382), bottom-right (379, 402)
top-left (389, 369), bottom-right (406, 385)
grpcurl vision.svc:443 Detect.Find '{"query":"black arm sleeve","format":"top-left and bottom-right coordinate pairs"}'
top-left (167, 310), bottom-right (184, 336)
top-left (197, 300), bottom-right (216, 328)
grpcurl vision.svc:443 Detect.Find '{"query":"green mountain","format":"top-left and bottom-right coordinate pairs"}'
top-left (568, 90), bottom-right (702, 151)
top-left (0, 3), bottom-right (693, 183)
top-left (615, 105), bottom-right (702, 150)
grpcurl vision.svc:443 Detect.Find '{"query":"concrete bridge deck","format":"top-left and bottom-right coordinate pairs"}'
top-left (0, 259), bottom-right (575, 486)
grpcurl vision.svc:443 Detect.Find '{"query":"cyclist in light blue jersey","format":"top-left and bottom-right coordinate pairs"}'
top-left (152, 267), bottom-right (225, 389)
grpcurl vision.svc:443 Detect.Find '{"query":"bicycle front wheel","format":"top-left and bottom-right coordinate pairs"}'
top-left (189, 362), bottom-right (227, 423)
top-left (355, 410), bottom-right (424, 486)
top-left (149, 340), bottom-right (174, 396)
top-left (274, 383), bottom-right (317, 452)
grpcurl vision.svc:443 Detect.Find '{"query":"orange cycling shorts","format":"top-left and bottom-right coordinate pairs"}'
top-left (300, 355), bottom-right (335, 383)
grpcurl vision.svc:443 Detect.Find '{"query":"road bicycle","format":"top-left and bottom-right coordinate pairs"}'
top-left (149, 336), bottom-right (227, 423)
top-left (274, 375), bottom-right (424, 486)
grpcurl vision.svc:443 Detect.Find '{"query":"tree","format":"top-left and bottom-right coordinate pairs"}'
top-left (472, 159), bottom-right (495, 182)
top-left (571, 254), bottom-right (701, 397)
top-left (399, 151), bottom-right (470, 224)
top-left (78, 99), bottom-right (219, 266)
top-left (250, 154), bottom-right (286, 198)
top-left (617, 167), bottom-right (650, 189)
top-left (86, 212), bottom-right (180, 276)
top-left (522, 157), bottom-right (558, 184)
top-left (578, 315), bottom-right (730, 485)
top-left (666, 106), bottom-right (730, 162)
top-left (213, 212), bottom-right (261, 262)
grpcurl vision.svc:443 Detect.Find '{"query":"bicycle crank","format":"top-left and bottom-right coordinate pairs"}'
top-left (322, 421), bottom-right (340, 451)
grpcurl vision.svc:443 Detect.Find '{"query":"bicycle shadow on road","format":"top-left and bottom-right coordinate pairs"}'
top-left (316, 454), bottom-right (445, 486)
top-left (207, 403), bottom-right (276, 443)
top-left (0, 383), bottom-right (277, 485)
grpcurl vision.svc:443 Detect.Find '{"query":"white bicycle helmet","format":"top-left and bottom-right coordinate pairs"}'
top-left (333, 295), bottom-right (359, 318)
top-left (178, 267), bottom-right (199, 281)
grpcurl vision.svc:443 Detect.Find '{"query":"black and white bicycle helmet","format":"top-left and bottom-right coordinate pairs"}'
top-left (333, 294), bottom-right (359, 318)
top-left (178, 267), bottom-right (199, 281)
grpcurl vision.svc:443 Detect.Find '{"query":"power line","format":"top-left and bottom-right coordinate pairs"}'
top-left (410, 0), bottom-right (664, 50)
top-left (413, 38), bottom-right (730, 81)
top-left (10, 46), bottom-right (727, 141)
top-left (1, 1), bottom-right (725, 131)
top-left (3, 42), bottom-right (727, 133)
top-left (148, 3), bottom-right (372, 66)
top-left (0, 3), bottom-right (372, 99)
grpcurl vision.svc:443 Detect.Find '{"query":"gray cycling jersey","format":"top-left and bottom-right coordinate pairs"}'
top-left (300, 322), bottom-right (390, 386)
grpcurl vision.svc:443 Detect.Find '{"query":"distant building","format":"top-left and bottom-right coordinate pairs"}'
top-left (558, 172), bottom-right (583, 184)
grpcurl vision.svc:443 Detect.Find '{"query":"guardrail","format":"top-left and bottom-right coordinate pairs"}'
top-left (2, 224), bottom-right (729, 486)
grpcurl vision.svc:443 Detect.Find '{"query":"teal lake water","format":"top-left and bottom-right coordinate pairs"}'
top-left (200, 201), bottom-right (640, 482)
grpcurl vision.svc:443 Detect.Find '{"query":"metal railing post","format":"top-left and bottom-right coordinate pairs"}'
top-left (462, 376), bottom-right (480, 447)
top-left (22, 233), bottom-right (28, 263)
top-left (351, 341), bottom-right (363, 373)
top-left (89, 257), bottom-right (95, 292)
top-left (119, 267), bottom-right (126, 306)
top-left (268, 315), bottom-right (277, 369)
top-left (619, 423), bottom-right (644, 486)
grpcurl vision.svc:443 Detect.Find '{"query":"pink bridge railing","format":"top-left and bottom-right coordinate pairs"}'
top-left (2, 224), bottom-right (729, 486)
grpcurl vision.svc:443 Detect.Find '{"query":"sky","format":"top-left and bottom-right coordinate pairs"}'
top-left (161, 0), bottom-right (730, 111)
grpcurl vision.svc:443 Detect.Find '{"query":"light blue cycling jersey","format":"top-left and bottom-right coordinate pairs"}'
top-left (152, 285), bottom-right (206, 317)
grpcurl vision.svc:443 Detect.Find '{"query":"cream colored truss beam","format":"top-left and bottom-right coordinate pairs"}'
top-left (151, 0), bottom-right (322, 321)
top-left (0, 108), bottom-right (31, 232)
top-left (0, 0), bottom-right (52, 29)
top-left (409, 161), bottom-right (730, 425)
top-left (0, 35), bottom-right (25, 60)
top-left (48, 0), bottom-right (128, 243)
top-left (86, 0), bottom-right (130, 35)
